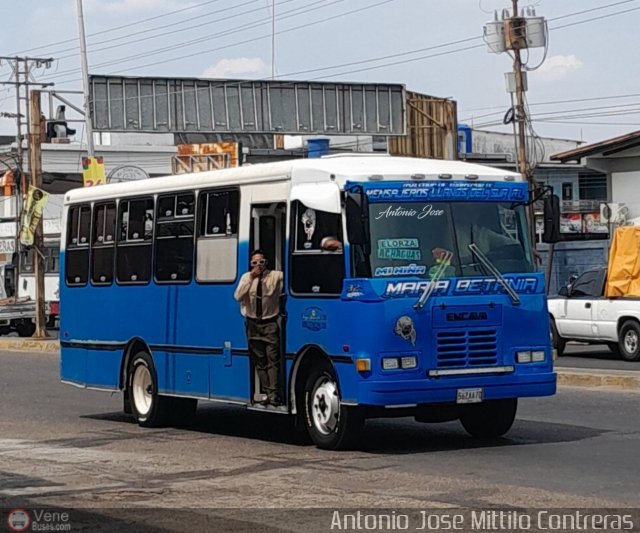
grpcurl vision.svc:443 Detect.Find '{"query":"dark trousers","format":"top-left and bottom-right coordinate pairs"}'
top-left (246, 318), bottom-right (281, 400)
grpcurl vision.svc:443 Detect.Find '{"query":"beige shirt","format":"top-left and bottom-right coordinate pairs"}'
top-left (234, 269), bottom-right (284, 320)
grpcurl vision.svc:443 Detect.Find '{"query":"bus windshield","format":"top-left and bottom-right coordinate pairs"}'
top-left (365, 201), bottom-right (534, 278)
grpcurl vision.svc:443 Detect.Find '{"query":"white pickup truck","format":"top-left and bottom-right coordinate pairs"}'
top-left (548, 267), bottom-right (640, 362)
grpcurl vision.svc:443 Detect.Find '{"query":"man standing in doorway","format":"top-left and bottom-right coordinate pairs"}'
top-left (234, 250), bottom-right (284, 406)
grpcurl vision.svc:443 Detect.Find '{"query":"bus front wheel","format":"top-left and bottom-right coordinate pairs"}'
top-left (459, 398), bottom-right (517, 439)
top-left (128, 351), bottom-right (171, 427)
top-left (302, 361), bottom-right (363, 450)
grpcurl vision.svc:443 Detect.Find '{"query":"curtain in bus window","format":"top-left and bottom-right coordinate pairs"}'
top-left (199, 190), bottom-right (239, 237)
top-left (155, 193), bottom-right (195, 282)
top-left (117, 198), bottom-right (153, 283)
top-left (196, 190), bottom-right (239, 282)
top-left (65, 205), bottom-right (91, 286)
top-left (92, 203), bottom-right (116, 285)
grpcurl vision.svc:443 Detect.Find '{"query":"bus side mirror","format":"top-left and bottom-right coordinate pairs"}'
top-left (345, 187), bottom-right (370, 253)
top-left (543, 194), bottom-right (561, 243)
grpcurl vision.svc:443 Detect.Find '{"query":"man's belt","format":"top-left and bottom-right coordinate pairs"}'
top-left (246, 316), bottom-right (279, 324)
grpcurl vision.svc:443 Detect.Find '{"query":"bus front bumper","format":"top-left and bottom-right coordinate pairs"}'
top-left (353, 371), bottom-right (556, 407)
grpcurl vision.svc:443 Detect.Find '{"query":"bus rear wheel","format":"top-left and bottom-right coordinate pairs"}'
top-left (303, 361), bottom-right (363, 450)
top-left (128, 351), bottom-right (171, 427)
top-left (459, 398), bottom-right (517, 439)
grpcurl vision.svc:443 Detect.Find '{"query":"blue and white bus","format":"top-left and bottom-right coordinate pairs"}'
top-left (60, 154), bottom-right (556, 450)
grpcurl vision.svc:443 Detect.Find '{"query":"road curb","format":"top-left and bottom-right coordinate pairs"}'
top-left (0, 338), bottom-right (59, 353)
top-left (557, 368), bottom-right (640, 391)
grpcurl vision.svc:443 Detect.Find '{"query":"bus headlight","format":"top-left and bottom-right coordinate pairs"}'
top-left (532, 350), bottom-right (546, 362)
top-left (382, 358), bottom-right (400, 370)
top-left (516, 351), bottom-right (532, 363)
top-left (400, 356), bottom-right (417, 369)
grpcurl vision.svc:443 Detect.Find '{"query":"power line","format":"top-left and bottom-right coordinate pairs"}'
top-left (535, 120), bottom-right (640, 126)
top-left (551, 5), bottom-right (640, 31)
top-left (273, 4), bottom-right (640, 84)
top-left (49, 0), bottom-right (277, 59)
top-left (45, 1), bottom-right (639, 91)
top-left (42, 0), bottom-right (640, 120)
top-left (45, 0), bottom-right (396, 86)
top-left (43, 0), bottom-right (353, 80)
top-left (464, 98), bottom-right (640, 123)
top-left (460, 91), bottom-right (640, 118)
top-left (474, 107), bottom-right (640, 129)
top-left (10, 0), bottom-right (228, 55)
top-left (547, 0), bottom-right (639, 21)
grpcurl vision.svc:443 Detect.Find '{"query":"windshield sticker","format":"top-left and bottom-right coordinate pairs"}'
top-left (374, 204), bottom-right (445, 220)
top-left (384, 280), bottom-right (450, 298)
top-left (363, 181), bottom-right (528, 202)
top-left (377, 238), bottom-right (422, 261)
top-left (382, 276), bottom-right (539, 298)
top-left (374, 264), bottom-right (427, 277)
top-left (345, 283), bottom-right (365, 298)
top-left (301, 208), bottom-right (316, 248)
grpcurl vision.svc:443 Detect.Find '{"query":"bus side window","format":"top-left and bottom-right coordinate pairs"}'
top-left (155, 192), bottom-right (195, 283)
top-left (290, 201), bottom-right (345, 296)
top-left (65, 205), bottom-right (91, 286)
top-left (196, 189), bottom-right (239, 283)
top-left (116, 197), bottom-right (153, 284)
top-left (91, 202), bottom-right (116, 285)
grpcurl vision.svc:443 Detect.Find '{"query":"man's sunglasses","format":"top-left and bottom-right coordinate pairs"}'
top-left (250, 259), bottom-right (266, 267)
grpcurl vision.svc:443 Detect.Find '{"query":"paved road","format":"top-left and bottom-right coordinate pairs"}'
top-left (0, 350), bottom-right (639, 530)
top-left (557, 344), bottom-right (640, 371)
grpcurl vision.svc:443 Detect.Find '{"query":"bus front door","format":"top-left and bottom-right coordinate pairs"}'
top-left (249, 203), bottom-right (287, 406)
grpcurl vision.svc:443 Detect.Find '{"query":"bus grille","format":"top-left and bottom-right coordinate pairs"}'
top-left (435, 329), bottom-right (499, 368)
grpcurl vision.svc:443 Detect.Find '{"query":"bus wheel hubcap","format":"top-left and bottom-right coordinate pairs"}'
top-left (311, 378), bottom-right (339, 435)
top-left (132, 365), bottom-right (153, 416)
top-left (624, 331), bottom-right (638, 353)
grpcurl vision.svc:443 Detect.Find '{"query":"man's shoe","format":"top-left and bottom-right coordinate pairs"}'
top-left (257, 397), bottom-right (270, 406)
top-left (269, 396), bottom-right (282, 407)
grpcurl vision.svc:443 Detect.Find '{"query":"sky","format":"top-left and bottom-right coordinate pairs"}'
top-left (0, 0), bottom-right (638, 144)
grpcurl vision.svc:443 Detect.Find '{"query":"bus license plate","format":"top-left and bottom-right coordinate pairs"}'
top-left (457, 388), bottom-right (483, 404)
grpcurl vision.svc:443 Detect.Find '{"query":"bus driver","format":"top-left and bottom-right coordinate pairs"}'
top-left (234, 250), bottom-right (284, 407)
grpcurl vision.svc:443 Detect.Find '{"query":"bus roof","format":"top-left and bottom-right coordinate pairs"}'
top-left (64, 154), bottom-right (523, 204)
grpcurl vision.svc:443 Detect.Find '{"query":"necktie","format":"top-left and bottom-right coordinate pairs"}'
top-left (256, 275), bottom-right (263, 318)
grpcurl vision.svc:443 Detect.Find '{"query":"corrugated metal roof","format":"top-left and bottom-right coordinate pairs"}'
top-left (551, 130), bottom-right (640, 162)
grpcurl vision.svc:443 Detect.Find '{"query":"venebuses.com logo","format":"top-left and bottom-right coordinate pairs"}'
top-left (5, 508), bottom-right (71, 532)
top-left (6, 509), bottom-right (31, 532)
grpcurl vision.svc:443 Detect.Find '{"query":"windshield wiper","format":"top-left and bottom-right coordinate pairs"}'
top-left (414, 250), bottom-right (453, 310)
top-left (468, 243), bottom-right (520, 306)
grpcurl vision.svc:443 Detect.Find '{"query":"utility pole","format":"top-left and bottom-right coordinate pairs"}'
top-left (0, 56), bottom-right (53, 305)
top-left (484, 2), bottom-right (548, 255)
top-left (506, 0), bottom-right (537, 245)
top-left (28, 90), bottom-right (47, 338)
top-left (510, 0), bottom-right (529, 187)
top-left (76, 0), bottom-right (95, 156)
top-left (271, 0), bottom-right (276, 80)
top-left (0, 56), bottom-right (54, 174)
